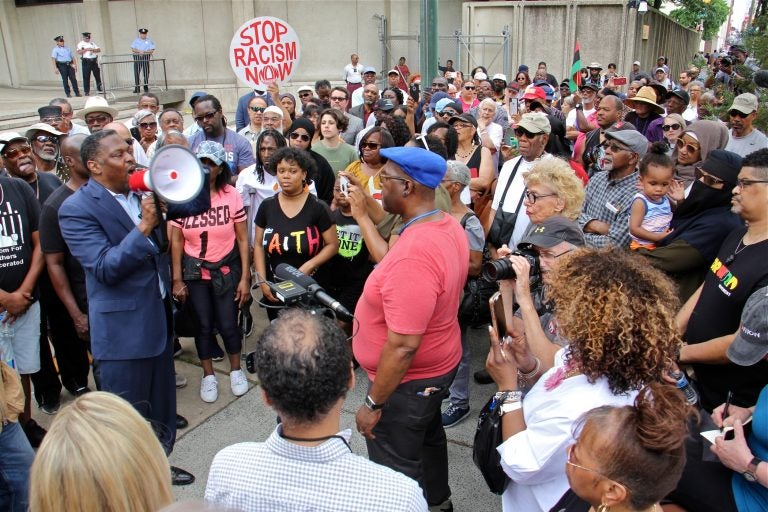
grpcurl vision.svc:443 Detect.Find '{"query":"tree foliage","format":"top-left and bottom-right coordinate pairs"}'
top-left (669, 0), bottom-right (730, 40)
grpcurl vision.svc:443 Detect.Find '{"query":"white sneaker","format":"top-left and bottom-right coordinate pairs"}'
top-left (230, 369), bottom-right (248, 396)
top-left (200, 375), bottom-right (218, 403)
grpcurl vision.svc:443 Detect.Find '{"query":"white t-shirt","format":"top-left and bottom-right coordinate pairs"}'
top-left (492, 154), bottom-right (552, 247)
top-left (724, 128), bottom-right (768, 158)
top-left (343, 63), bottom-right (364, 84)
top-left (565, 107), bottom-right (596, 129)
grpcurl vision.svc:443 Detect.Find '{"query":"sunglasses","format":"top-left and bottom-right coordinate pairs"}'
top-left (193, 111), bottom-right (218, 123)
top-left (249, 106), bottom-right (266, 113)
top-left (515, 128), bottom-right (540, 139)
top-left (676, 139), bottom-right (700, 153)
top-left (662, 123), bottom-right (681, 131)
top-left (361, 142), bottom-right (381, 150)
top-left (330, 96), bottom-right (347, 102)
top-left (729, 110), bottom-right (750, 118)
top-left (289, 132), bottom-right (310, 142)
top-left (85, 114), bottom-right (110, 125)
top-left (34, 135), bottom-right (58, 144)
top-left (138, 122), bottom-right (157, 130)
top-left (299, 92), bottom-right (313, 97)
top-left (2, 145), bottom-right (32, 159)
top-left (438, 110), bottom-right (457, 117)
top-left (464, 86), bottom-right (476, 90)
top-left (694, 166), bottom-right (725, 187)
top-left (524, 191), bottom-right (556, 204)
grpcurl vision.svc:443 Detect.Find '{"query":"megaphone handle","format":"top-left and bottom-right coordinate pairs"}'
top-left (153, 194), bottom-right (169, 253)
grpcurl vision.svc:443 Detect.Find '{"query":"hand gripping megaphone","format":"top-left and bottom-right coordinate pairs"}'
top-left (128, 144), bottom-right (204, 204)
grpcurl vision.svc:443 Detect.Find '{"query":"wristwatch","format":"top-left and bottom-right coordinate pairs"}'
top-left (743, 457), bottom-right (763, 483)
top-left (364, 395), bottom-right (385, 411)
top-left (575, 103), bottom-right (583, 110)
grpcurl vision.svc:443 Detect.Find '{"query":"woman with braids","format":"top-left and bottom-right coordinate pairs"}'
top-left (549, 383), bottom-right (695, 512)
top-left (485, 247), bottom-right (682, 512)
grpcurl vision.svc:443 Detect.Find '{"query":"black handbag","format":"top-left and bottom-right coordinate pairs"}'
top-left (457, 213), bottom-right (497, 328)
top-left (487, 158), bottom-right (526, 248)
top-left (173, 298), bottom-right (199, 338)
top-left (473, 393), bottom-right (510, 494)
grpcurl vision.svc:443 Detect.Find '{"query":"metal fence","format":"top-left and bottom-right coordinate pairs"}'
top-left (99, 54), bottom-right (168, 100)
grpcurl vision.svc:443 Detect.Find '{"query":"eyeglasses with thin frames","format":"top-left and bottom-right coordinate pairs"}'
top-left (566, 444), bottom-right (621, 485)
top-left (375, 168), bottom-right (410, 185)
top-left (737, 178), bottom-right (768, 188)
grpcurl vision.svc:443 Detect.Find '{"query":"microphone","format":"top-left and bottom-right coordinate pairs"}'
top-left (273, 264), bottom-right (353, 320)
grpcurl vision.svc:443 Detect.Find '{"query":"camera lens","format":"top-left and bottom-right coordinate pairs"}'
top-left (482, 259), bottom-right (515, 281)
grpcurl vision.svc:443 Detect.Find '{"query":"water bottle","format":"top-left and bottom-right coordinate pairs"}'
top-left (670, 369), bottom-right (698, 405)
top-left (0, 312), bottom-right (16, 369)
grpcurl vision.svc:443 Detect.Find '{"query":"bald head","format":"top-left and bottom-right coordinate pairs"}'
top-left (60, 134), bottom-right (89, 180)
top-left (103, 122), bottom-right (131, 140)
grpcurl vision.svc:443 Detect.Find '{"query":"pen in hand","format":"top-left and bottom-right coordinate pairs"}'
top-left (721, 390), bottom-right (733, 433)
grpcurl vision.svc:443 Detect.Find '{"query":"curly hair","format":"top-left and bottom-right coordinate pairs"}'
top-left (318, 108), bottom-right (348, 138)
top-left (547, 247), bottom-right (681, 394)
top-left (524, 158), bottom-right (585, 220)
top-left (269, 146), bottom-right (316, 186)
top-left (375, 114), bottom-right (411, 147)
top-left (576, 383), bottom-right (697, 510)
top-left (254, 309), bottom-right (351, 423)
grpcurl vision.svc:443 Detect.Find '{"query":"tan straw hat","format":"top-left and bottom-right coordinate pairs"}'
top-left (623, 86), bottom-right (664, 115)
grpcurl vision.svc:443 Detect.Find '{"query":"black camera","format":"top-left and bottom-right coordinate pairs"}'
top-left (482, 248), bottom-right (540, 281)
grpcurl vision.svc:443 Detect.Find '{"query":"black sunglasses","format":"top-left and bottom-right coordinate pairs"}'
top-left (289, 132), bottom-right (310, 142)
top-left (249, 106), bottom-right (266, 113)
top-left (34, 135), bottom-right (59, 144)
top-left (515, 128), bottom-right (539, 139)
top-left (662, 123), bottom-right (681, 131)
top-left (729, 110), bottom-right (750, 118)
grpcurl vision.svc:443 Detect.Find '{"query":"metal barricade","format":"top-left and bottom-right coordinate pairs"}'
top-left (99, 54), bottom-right (168, 99)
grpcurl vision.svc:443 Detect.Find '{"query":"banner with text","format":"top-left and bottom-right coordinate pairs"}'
top-left (230, 16), bottom-right (300, 89)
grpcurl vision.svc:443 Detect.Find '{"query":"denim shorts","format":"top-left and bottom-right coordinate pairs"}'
top-left (7, 301), bottom-right (41, 374)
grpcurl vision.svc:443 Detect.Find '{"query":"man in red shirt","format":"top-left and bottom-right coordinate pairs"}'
top-left (354, 147), bottom-right (468, 512)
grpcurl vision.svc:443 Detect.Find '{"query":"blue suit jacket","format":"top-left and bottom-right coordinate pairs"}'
top-left (59, 181), bottom-right (172, 361)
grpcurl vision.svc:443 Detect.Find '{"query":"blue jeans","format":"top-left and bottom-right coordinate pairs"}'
top-left (448, 324), bottom-right (470, 408)
top-left (0, 421), bottom-right (35, 512)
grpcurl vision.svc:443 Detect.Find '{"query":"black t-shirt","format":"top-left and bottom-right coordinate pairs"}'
top-left (33, 172), bottom-right (63, 206)
top-left (40, 185), bottom-right (88, 311)
top-left (310, 150), bottom-right (335, 205)
top-left (0, 177), bottom-right (41, 295)
top-left (685, 228), bottom-right (768, 411)
top-left (324, 210), bottom-right (374, 285)
top-left (255, 193), bottom-right (333, 280)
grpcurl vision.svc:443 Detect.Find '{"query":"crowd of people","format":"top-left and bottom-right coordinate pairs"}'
top-left (0, 43), bottom-right (767, 512)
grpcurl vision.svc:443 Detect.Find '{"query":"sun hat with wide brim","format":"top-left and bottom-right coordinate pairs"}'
top-left (76, 96), bottom-right (118, 120)
top-left (623, 86), bottom-right (664, 115)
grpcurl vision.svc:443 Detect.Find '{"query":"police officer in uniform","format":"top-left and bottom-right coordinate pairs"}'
top-left (51, 36), bottom-right (80, 98)
top-left (77, 32), bottom-right (102, 96)
top-left (130, 28), bottom-right (155, 94)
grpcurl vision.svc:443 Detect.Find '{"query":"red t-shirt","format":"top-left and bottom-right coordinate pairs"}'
top-left (172, 184), bottom-right (246, 279)
top-left (353, 214), bottom-right (469, 382)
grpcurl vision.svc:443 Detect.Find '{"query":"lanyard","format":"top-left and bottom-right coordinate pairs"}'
top-left (399, 209), bottom-right (440, 235)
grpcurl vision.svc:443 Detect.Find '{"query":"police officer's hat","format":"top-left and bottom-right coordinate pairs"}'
top-left (138, 28), bottom-right (149, 34)
top-left (82, 32), bottom-right (91, 37)
top-left (54, 36), bottom-right (64, 42)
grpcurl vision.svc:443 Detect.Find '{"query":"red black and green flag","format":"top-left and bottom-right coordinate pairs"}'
top-left (569, 41), bottom-right (582, 93)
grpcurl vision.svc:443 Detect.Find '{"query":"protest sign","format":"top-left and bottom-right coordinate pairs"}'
top-left (230, 16), bottom-right (300, 88)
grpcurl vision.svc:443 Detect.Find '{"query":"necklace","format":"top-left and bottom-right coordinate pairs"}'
top-left (279, 431), bottom-right (352, 452)
top-left (399, 209), bottom-right (441, 234)
top-left (725, 236), bottom-right (748, 264)
top-left (456, 142), bottom-right (476, 160)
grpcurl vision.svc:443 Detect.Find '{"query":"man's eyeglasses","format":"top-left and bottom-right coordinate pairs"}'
top-left (515, 128), bottom-right (540, 139)
top-left (249, 106), bottom-right (266, 113)
top-left (539, 248), bottom-right (575, 260)
top-left (729, 110), bottom-right (751, 119)
top-left (34, 135), bottom-right (59, 144)
top-left (289, 132), bottom-right (310, 142)
top-left (676, 139), bottom-right (700, 154)
top-left (330, 96), bottom-right (348, 102)
top-left (41, 117), bottom-right (63, 124)
top-left (524, 191), bottom-right (556, 204)
top-left (737, 178), bottom-right (768, 188)
top-left (138, 122), bottom-right (157, 130)
top-left (695, 166), bottom-right (725, 187)
top-left (376, 169), bottom-right (410, 185)
top-left (662, 123), bottom-right (681, 131)
top-left (85, 114), bottom-right (110, 125)
top-left (361, 142), bottom-right (381, 150)
top-left (1, 145), bottom-right (32, 159)
top-left (193, 111), bottom-right (218, 124)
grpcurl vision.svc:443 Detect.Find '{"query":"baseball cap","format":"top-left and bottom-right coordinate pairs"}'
top-left (667, 89), bottom-right (690, 105)
top-left (189, 91), bottom-right (207, 108)
top-left (587, 62), bottom-right (603, 70)
top-left (375, 98), bottom-right (395, 112)
top-left (492, 73), bottom-right (508, 82)
top-left (604, 128), bottom-right (648, 158)
top-left (54, 36), bottom-right (64, 42)
top-left (435, 98), bottom-right (455, 113)
top-left (429, 91), bottom-right (451, 108)
top-left (518, 65), bottom-right (529, 73)
top-left (0, 132), bottom-right (28, 155)
top-left (387, 69), bottom-right (399, 76)
top-left (522, 86), bottom-right (546, 101)
top-left (579, 82), bottom-right (600, 92)
top-left (519, 216), bottom-right (585, 249)
top-left (380, 147), bottom-right (447, 189)
top-left (474, 72), bottom-right (488, 80)
top-left (362, 66), bottom-right (377, 74)
top-left (196, 140), bottom-right (227, 166)
top-left (25, 123), bottom-right (63, 140)
top-left (727, 286), bottom-right (768, 366)
top-left (655, 67), bottom-right (666, 74)
top-left (633, 60), bottom-right (641, 66)
top-left (138, 28), bottom-right (149, 34)
top-left (517, 112), bottom-right (551, 134)
top-left (729, 93), bottom-right (758, 115)
top-left (448, 113), bottom-right (478, 128)
top-left (82, 32), bottom-right (91, 37)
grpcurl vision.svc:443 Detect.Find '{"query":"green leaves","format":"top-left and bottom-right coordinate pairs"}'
top-left (669, 0), bottom-right (729, 40)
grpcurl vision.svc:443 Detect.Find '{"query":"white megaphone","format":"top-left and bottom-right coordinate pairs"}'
top-left (128, 144), bottom-right (204, 204)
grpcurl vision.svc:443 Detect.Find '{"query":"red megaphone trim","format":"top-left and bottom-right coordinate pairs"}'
top-left (128, 169), bottom-right (152, 192)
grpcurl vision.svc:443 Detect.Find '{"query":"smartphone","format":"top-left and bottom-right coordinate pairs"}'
top-left (339, 175), bottom-right (349, 198)
top-left (613, 76), bottom-right (627, 86)
top-left (503, 127), bottom-right (519, 149)
top-left (508, 98), bottom-right (519, 116)
top-left (489, 291), bottom-right (507, 337)
top-left (409, 83), bottom-right (420, 102)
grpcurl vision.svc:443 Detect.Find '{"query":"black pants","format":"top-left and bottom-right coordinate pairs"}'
top-left (365, 369), bottom-right (457, 506)
top-left (133, 54), bottom-right (150, 91)
top-left (56, 62), bottom-right (79, 96)
top-left (81, 58), bottom-right (102, 94)
top-left (187, 280), bottom-right (241, 360)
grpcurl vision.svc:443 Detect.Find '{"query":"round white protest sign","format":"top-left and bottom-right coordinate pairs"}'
top-left (230, 16), bottom-right (301, 89)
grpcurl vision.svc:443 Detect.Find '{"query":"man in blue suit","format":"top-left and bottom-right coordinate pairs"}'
top-left (59, 129), bottom-right (197, 485)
